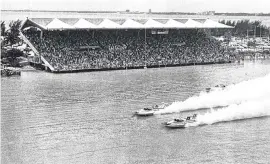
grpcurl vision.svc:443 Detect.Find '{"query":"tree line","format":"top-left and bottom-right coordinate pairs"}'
top-left (215, 13), bottom-right (270, 16)
top-left (1, 20), bottom-right (22, 46)
top-left (1, 20), bottom-right (25, 67)
top-left (212, 20), bottom-right (270, 38)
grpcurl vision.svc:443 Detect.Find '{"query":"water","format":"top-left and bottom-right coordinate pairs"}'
top-left (1, 10), bottom-right (270, 27)
top-left (1, 60), bottom-right (270, 164)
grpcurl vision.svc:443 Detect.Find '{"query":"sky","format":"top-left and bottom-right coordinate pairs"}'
top-left (1, 0), bottom-right (270, 13)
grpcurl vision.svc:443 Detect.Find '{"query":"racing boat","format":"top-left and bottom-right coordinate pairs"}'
top-left (134, 103), bottom-right (168, 116)
top-left (164, 114), bottom-right (197, 128)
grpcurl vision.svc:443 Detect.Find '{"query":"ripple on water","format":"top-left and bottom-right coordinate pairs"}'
top-left (2, 60), bottom-right (270, 164)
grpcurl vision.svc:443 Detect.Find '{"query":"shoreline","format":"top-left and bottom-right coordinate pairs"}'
top-left (1, 67), bottom-right (21, 77)
top-left (43, 61), bottom-right (233, 74)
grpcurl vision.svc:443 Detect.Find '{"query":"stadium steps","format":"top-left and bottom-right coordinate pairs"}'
top-left (19, 32), bottom-right (55, 72)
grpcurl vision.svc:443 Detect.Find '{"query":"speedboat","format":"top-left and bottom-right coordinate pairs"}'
top-left (134, 103), bottom-right (168, 116)
top-left (164, 114), bottom-right (197, 128)
top-left (164, 118), bottom-right (186, 128)
top-left (134, 107), bottom-right (156, 116)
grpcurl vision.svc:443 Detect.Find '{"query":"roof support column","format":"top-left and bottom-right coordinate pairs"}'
top-left (40, 30), bottom-right (43, 39)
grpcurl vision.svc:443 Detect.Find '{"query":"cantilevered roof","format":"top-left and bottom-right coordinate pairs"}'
top-left (121, 19), bottom-right (145, 29)
top-left (98, 19), bottom-right (121, 28)
top-left (46, 18), bottom-right (74, 29)
top-left (185, 19), bottom-right (203, 28)
top-left (165, 19), bottom-right (186, 28)
top-left (144, 19), bottom-right (165, 28)
top-left (73, 18), bottom-right (97, 28)
top-left (202, 19), bottom-right (233, 28)
top-left (21, 18), bottom-right (234, 30)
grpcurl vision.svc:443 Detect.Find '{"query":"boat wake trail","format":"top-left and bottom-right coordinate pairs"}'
top-left (156, 74), bottom-right (270, 114)
top-left (189, 98), bottom-right (270, 126)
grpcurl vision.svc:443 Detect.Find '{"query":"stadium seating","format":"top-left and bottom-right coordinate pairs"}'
top-left (23, 29), bottom-right (236, 71)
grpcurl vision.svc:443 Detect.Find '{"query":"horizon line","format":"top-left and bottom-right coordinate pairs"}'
top-left (1, 9), bottom-right (270, 15)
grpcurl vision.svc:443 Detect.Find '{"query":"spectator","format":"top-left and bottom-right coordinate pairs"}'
top-left (23, 29), bottom-right (235, 72)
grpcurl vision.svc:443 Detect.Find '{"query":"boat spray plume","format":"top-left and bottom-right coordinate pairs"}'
top-left (193, 97), bottom-right (270, 126)
top-left (156, 74), bottom-right (270, 114)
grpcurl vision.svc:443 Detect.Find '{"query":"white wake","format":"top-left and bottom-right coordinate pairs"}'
top-left (156, 74), bottom-right (270, 114)
top-left (192, 97), bottom-right (270, 126)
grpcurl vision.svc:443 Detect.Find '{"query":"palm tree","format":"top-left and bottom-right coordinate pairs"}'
top-left (1, 21), bottom-right (6, 36)
top-left (6, 20), bottom-right (22, 46)
top-left (1, 21), bottom-right (7, 47)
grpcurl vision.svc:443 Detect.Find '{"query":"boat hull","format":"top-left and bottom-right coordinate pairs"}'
top-left (165, 123), bottom-right (186, 128)
top-left (135, 111), bottom-right (154, 116)
top-left (164, 114), bottom-right (197, 128)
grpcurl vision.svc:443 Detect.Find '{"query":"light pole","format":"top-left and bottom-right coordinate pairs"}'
top-left (268, 28), bottom-right (270, 42)
top-left (247, 29), bottom-right (253, 42)
top-left (260, 26), bottom-right (262, 39)
top-left (254, 25), bottom-right (256, 38)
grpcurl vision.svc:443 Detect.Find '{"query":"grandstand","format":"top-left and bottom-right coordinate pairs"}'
top-left (20, 17), bottom-right (235, 73)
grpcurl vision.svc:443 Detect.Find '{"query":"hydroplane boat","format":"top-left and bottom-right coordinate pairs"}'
top-left (134, 103), bottom-right (168, 116)
top-left (164, 114), bottom-right (197, 128)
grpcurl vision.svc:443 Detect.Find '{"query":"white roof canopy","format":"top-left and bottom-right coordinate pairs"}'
top-left (73, 18), bottom-right (97, 28)
top-left (165, 19), bottom-right (186, 28)
top-left (121, 19), bottom-right (145, 29)
top-left (202, 19), bottom-right (233, 28)
top-left (46, 18), bottom-right (74, 29)
top-left (185, 19), bottom-right (203, 28)
top-left (144, 19), bottom-right (165, 28)
top-left (21, 18), bottom-right (234, 30)
top-left (98, 19), bottom-right (121, 29)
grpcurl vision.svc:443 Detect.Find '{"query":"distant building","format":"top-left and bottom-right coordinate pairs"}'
top-left (126, 9), bottom-right (130, 12)
top-left (197, 11), bottom-right (215, 15)
top-left (255, 13), bottom-right (264, 16)
top-left (149, 9), bottom-right (152, 13)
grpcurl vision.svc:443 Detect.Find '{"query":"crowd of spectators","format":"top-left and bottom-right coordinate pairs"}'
top-left (23, 28), bottom-right (236, 71)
